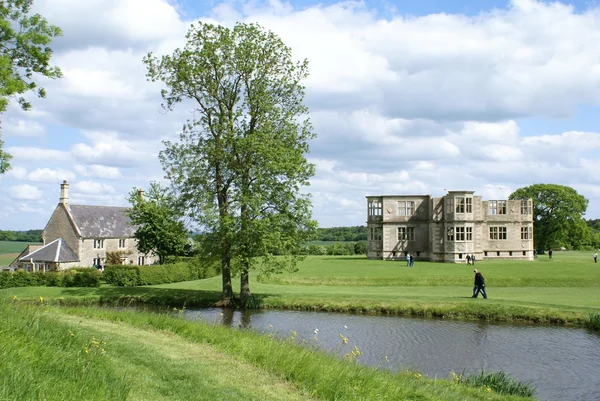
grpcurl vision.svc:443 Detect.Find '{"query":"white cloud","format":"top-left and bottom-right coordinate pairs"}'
top-left (6, 147), bottom-right (72, 163)
top-left (74, 164), bottom-right (123, 180)
top-left (27, 168), bottom-right (76, 183)
top-left (3, 119), bottom-right (45, 137)
top-left (71, 181), bottom-right (116, 195)
top-left (8, 184), bottom-right (43, 200)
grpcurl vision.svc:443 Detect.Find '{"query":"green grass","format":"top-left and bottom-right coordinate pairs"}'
top-left (0, 299), bottom-right (532, 401)
top-left (0, 240), bottom-right (39, 254)
top-left (0, 254), bottom-right (17, 266)
top-left (2, 251), bottom-right (599, 325)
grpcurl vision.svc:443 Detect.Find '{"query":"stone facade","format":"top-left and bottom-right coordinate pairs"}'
top-left (366, 191), bottom-right (534, 263)
top-left (31, 180), bottom-right (156, 270)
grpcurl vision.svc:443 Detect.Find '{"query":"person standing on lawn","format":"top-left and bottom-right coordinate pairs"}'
top-left (472, 269), bottom-right (487, 299)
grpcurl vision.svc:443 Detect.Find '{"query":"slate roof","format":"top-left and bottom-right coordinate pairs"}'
top-left (68, 204), bottom-right (136, 238)
top-left (19, 238), bottom-right (78, 263)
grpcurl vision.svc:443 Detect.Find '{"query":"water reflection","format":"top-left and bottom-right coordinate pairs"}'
top-left (184, 308), bottom-right (600, 401)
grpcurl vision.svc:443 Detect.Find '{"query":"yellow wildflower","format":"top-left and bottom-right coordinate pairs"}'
top-left (39, 296), bottom-right (44, 303)
top-left (12, 295), bottom-right (17, 301)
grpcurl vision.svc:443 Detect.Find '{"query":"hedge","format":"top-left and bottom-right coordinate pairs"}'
top-left (103, 259), bottom-right (218, 287)
top-left (0, 268), bottom-right (101, 289)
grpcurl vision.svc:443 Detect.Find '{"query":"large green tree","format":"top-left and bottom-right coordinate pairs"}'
top-left (127, 182), bottom-right (189, 264)
top-left (0, 0), bottom-right (62, 173)
top-left (509, 184), bottom-right (589, 252)
top-left (144, 22), bottom-right (316, 305)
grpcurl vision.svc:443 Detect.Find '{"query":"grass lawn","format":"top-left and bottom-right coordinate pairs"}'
top-left (0, 300), bottom-right (533, 401)
top-left (0, 253), bottom-right (18, 266)
top-left (0, 240), bottom-right (38, 254)
top-left (2, 251), bottom-right (599, 325)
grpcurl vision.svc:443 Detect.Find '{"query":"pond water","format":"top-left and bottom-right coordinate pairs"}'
top-left (182, 308), bottom-right (600, 401)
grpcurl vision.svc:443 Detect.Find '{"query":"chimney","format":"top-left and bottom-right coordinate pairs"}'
top-left (137, 188), bottom-right (145, 199)
top-left (60, 180), bottom-right (69, 204)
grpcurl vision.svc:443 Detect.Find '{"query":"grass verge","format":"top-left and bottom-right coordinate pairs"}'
top-left (1, 299), bottom-right (534, 401)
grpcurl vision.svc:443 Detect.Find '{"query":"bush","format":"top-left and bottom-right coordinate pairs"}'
top-left (103, 265), bottom-right (141, 286)
top-left (102, 259), bottom-right (218, 287)
top-left (0, 268), bottom-right (100, 289)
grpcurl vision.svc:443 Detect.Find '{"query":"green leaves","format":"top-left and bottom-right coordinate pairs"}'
top-left (145, 22), bottom-right (316, 302)
top-left (509, 183), bottom-right (590, 250)
top-left (0, 0), bottom-right (62, 174)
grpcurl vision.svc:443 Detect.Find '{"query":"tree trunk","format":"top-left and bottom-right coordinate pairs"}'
top-left (216, 163), bottom-right (233, 304)
top-left (240, 267), bottom-right (251, 306)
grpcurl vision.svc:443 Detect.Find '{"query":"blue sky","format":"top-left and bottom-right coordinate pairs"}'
top-left (2, 0), bottom-right (600, 231)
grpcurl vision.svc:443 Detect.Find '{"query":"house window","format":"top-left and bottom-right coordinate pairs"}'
top-left (521, 226), bottom-right (532, 240)
top-left (466, 227), bottom-right (473, 241)
top-left (484, 251), bottom-right (488, 256)
top-left (398, 227), bottom-right (415, 241)
top-left (398, 201), bottom-right (415, 216)
top-left (447, 227), bottom-right (454, 241)
top-left (446, 197), bottom-right (454, 214)
top-left (489, 226), bottom-right (507, 240)
top-left (521, 200), bottom-right (531, 215)
top-left (93, 239), bottom-right (104, 249)
top-left (466, 197), bottom-right (473, 213)
top-left (368, 199), bottom-right (382, 216)
top-left (497, 251), bottom-right (501, 256)
top-left (118, 239), bottom-right (126, 248)
top-left (455, 227), bottom-right (465, 241)
top-left (370, 227), bottom-right (382, 241)
top-left (489, 200), bottom-right (507, 215)
top-left (138, 256), bottom-right (145, 265)
top-left (92, 257), bottom-right (104, 267)
top-left (455, 197), bottom-right (465, 213)
top-left (522, 251), bottom-right (527, 256)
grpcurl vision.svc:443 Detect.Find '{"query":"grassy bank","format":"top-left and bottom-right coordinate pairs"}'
top-left (2, 252), bottom-right (599, 326)
top-left (0, 299), bottom-right (533, 401)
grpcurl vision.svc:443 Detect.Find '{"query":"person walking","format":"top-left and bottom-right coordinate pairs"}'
top-left (472, 269), bottom-right (487, 299)
top-left (471, 254), bottom-right (476, 265)
top-left (594, 252), bottom-right (598, 264)
top-left (466, 254), bottom-right (471, 265)
top-left (548, 248), bottom-right (553, 259)
top-left (406, 253), bottom-right (411, 267)
top-left (410, 254), bottom-right (414, 267)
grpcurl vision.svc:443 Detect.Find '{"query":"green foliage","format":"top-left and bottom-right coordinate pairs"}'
top-left (509, 184), bottom-right (589, 251)
top-left (145, 22), bottom-right (316, 304)
top-left (102, 260), bottom-right (218, 287)
top-left (127, 182), bottom-right (189, 265)
top-left (0, 268), bottom-right (100, 289)
top-left (0, 0), bottom-right (63, 174)
top-left (455, 370), bottom-right (535, 398)
top-left (316, 226), bottom-right (367, 241)
top-left (586, 312), bottom-right (600, 330)
top-left (102, 265), bottom-right (140, 287)
top-left (105, 250), bottom-right (132, 265)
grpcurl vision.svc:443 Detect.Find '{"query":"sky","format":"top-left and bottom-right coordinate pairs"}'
top-left (2, 0), bottom-right (600, 230)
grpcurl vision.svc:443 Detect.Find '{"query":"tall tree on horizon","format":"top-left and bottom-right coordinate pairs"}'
top-left (144, 22), bottom-right (316, 306)
top-left (509, 183), bottom-right (588, 251)
top-left (0, 0), bottom-right (62, 174)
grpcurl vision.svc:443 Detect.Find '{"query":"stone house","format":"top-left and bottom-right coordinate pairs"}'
top-left (11, 181), bottom-right (155, 272)
top-left (366, 191), bottom-right (534, 262)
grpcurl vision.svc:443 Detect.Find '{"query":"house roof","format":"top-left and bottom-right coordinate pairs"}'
top-left (9, 244), bottom-right (43, 267)
top-left (19, 238), bottom-right (78, 263)
top-left (68, 204), bottom-right (136, 238)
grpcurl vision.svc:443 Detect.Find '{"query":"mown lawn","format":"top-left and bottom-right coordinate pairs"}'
top-left (0, 240), bottom-right (38, 254)
top-left (2, 251), bottom-right (599, 325)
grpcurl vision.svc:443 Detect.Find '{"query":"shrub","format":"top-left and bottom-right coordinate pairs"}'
top-left (45, 272), bottom-right (65, 287)
top-left (0, 268), bottom-right (100, 289)
top-left (103, 265), bottom-right (141, 286)
top-left (102, 259), bottom-right (218, 287)
top-left (586, 312), bottom-right (600, 330)
top-left (69, 268), bottom-right (101, 287)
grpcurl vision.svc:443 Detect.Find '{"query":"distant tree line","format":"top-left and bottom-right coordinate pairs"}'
top-left (315, 226), bottom-right (367, 241)
top-left (0, 230), bottom-right (42, 242)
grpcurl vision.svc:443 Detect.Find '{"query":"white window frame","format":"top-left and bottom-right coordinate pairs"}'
top-left (118, 239), bottom-right (126, 248)
top-left (455, 226), bottom-right (465, 241)
top-left (138, 256), bottom-right (145, 265)
top-left (370, 227), bottom-right (382, 241)
top-left (466, 226), bottom-right (473, 241)
top-left (521, 226), bottom-right (532, 240)
top-left (466, 197), bottom-right (473, 213)
top-left (397, 201), bottom-right (416, 216)
top-left (455, 197), bottom-right (465, 213)
top-left (368, 200), bottom-right (383, 216)
top-left (521, 200), bottom-right (531, 215)
top-left (447, 227), bottom-right (454, 241)
top-left (93, 239), bottom-right (104, 249)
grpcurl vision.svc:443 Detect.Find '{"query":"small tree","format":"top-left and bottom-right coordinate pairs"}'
top-left (0, 0), bottom-right (62, 174)
top-left (127, 182), bottom-right (189, 264)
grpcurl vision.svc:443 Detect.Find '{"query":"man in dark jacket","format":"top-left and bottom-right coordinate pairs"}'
top-left (472, 269), bottom-right (487, 299)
